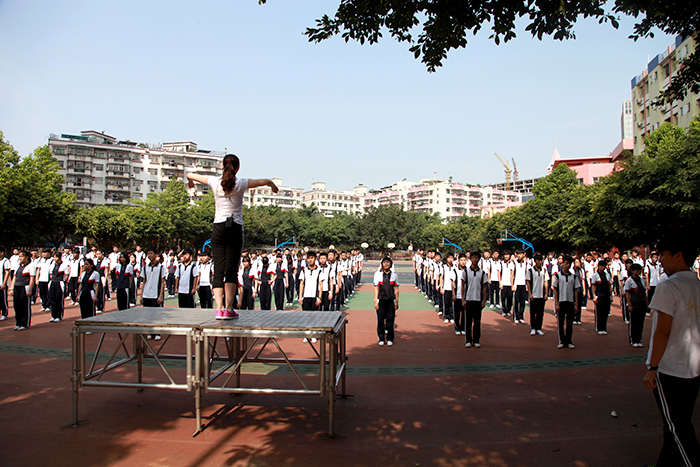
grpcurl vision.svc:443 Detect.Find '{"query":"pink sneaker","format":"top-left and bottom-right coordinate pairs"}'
top-left (216, 309), bottom-right (239, 320)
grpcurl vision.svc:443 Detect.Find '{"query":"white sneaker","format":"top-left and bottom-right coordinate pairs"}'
top-left (434, 305), bottom-right (439, 309)
top-left (311, 338), bottom-right (318, 344)
top-left (49, 318), bottom-right (55, 322)
top-left (449, 319), bottom-right (454, 323)
top-left (455, 330), bottom-right (460, 335)
top-left (536, 330), bottom-right (545, 336)
top-left (378, 341), bottom-right (384, 346)
top-left (530, 329), bottom-right (536, 336)
top-left (501, 312), bottom-right (507, 317)
top-left (568, 344), bottom-right (576, 349)
top-left (386, 341), bottom-right (393, 347)
top-left (557, 343), bottom-right (564, 349)
top-left (597, 331), bottom-right (604, 335)
top-left (302, 338), bottom-right (309, 343)
top-left (72, 302), bottom-right (78, 306)
top-left (519, 319), bottom-right (526, 324)
top-left (96, 310), bottom-right (103, 314)
top-left (154, 335), bottom-right (162, 341)
top-left (0, 316), bottom-right (6, 320)
top-left (474, 343), bottom-right (481, 348)
top-left (465, 342), bottom-right (472, 348)
top-left (13, 326), bottom-right (20, 330)
top-left (624, 320), bottom-right (630, 324)
top-left (54, 318), bottom-right (61, 322)
top-left (443, 319), bottom-right (449, 324)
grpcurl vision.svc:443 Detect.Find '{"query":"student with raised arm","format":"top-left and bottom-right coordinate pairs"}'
top-left (186, 154), bottom-right (278, 319)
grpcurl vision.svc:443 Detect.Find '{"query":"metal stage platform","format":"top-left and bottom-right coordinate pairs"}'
top-left (68, 307), bottom-right (348, 436)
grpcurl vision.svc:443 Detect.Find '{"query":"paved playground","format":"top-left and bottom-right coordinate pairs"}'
top-left (0, 261), bottom-right (693, 467)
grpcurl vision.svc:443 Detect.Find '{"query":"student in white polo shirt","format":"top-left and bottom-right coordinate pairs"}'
top-left (441, 253), bottom-right (456, 325)
top-left (552, 255), bottom-right (581, 349)
top-left (67, 249), bottom-right (83, 305)
top-left (175, 248), bottom-right (199, 308)
top-left (461, 251), bottom-right (488, 348)
top-left (644, 251), bottom-right (662, 306)
top-left (527, 254), bottom-right (549, 336)
top-left (499, 251), bottom-right (515, 317)
top-left (512, 249), bottom-right (529, 325)
top-left (35, 249), bottom-right (53, 312)
top-left (12, 251), bottom-right (35, 330)
top-left (488, 250), bottom-right (502, 309)
top-left (453, 253), bottom-right (467, 335)
top-left (299, 251), bottom-right (322, 311)
top-left (140, 247), bottom-right (166, 308)
top-left (198, 251), bottom-right (214, 309)
top-left (0, 246), bottom-right (10, 321)
top-left (591, 259), bottom-right (613, 335)
top-left (643, 234), bottom-right (700, 467)
top-left (373, 256), bottom-right (399, 347)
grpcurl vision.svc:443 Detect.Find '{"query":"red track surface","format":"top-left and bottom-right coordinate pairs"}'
top-left (0, 279), bottom-right (694, 467)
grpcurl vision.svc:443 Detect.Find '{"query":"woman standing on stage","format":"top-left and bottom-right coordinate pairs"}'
top-left (77, 259), bottom-right (100, 319)
top-left (187, 154), bottom-right (278, 319)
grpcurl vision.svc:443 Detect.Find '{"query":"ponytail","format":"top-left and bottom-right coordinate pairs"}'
top-left (221, 154), bottom-right (240, 194)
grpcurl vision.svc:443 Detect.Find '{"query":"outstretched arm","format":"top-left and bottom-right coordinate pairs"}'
top-left (186, 173), bottom-right (209, 188)
top-left (248, 179), bottom-right (279, 193)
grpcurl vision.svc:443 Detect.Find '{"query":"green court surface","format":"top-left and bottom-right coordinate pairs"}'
top-left (344, 287), bottom-right (436, 311)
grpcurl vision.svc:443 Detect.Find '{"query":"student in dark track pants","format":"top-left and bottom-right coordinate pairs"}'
top-left (527, 254), bottom-right (549, 336)
top-left (140, 249), bottom-right (166, 340)
top-left (462, 251), bottom-right (488, 348)
top-left (624, 263), bottom-right (648, 347)
top-left (453, 254), bottom-right (467, 335)
top-left (238, 257), bottom-right (256, 310)
top-left (318, 252), bottom-right (332, 311)
top-left (552, 255), bottom-right (581, 349)
top-left (299, 251), bottom-right (322, 311)
top-left (67, 249), bottom-right (83, 305)
top-left (373, 257), bottom-right (399, 347)
top-left (77, 259), bottom-right (100, 319)
top-left (442, 254), bottom-right (455, 324)
top-left (94, 249), bottom-right (109, 313)
top-left (285, 253), bottom-right (295, 306)
top-left (0, 246), bottom-right (10, 321)
top-left (499, 251), bottom-right (514, 317)
top-left (48, 252), bottom-right (68, 322)
top-left (114, 252), bottom-right (134, 311)
top-left (12, 251), bottom-right (35, 330)
top-left (273, 254), bottom-right (287, 311)
top-left (257, 257), bottom-right (274, 310)
top-left (175, 249), bottom-right (199, 309)
top-left (592, 259), bottom-right (613, 335)
top-left (198, 252), bottom-right (214, 309)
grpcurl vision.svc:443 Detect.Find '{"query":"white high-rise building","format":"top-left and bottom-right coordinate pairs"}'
top-left (49, 131), bottom-right (224, 207)
top-left (621, 99), bottom-right (634, 140)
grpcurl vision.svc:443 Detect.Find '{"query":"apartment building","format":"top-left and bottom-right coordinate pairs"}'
top-left (631, 35), bottom-right (699, 155)
top-left (245, 178), bottom-right (303, 210)
top-left (492, 178), bottom-right (541, 196)
top-left (49, 131), bottom-right (224, 207)
top-left (302, 181), bottom-right (366, 217)
top-left (364, 178), bottom-right (522, 220)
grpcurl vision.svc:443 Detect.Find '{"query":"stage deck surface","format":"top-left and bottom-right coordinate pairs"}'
top-left (75, 307), bottom-right (345, 332)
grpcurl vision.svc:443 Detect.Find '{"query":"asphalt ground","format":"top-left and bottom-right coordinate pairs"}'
top-left (0, 260), bottom-right (696, 467)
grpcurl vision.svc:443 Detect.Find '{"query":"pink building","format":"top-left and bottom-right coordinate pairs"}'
top-left (546, 140), bottom-right (633, 185)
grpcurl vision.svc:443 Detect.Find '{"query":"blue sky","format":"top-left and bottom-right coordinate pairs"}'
top-left (0, 0), bottom-right (676, 191)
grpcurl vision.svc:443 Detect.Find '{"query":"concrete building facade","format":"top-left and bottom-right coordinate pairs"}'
top-left (49, 131), bottom-right (224, 207)
top-left (631, 35), bottom-right (699, 155)
top-left (302, 181), bottom-right (365, 217)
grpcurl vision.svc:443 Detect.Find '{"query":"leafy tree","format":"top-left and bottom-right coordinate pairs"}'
top-left (263, 0), bottom-right (699, 104)
top-left (0, 140), bottom-right (77, 246)
top-left (72, 205), bottom-right (134, 248)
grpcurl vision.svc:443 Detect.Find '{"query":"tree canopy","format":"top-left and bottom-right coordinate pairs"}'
top-left (258, 0), bottom-right (700, 104)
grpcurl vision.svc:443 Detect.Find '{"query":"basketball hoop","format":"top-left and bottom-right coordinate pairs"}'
top-left (497, 239), bottom-right (503, 245)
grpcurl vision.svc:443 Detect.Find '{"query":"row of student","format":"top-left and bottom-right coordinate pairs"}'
top-left (236, 248), bottom-right (364, 312)
top-left (410, 247), bottom-right (669, 349)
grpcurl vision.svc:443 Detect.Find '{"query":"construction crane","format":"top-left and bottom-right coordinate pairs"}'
top-left (494, 152), bottom-right (512, 191)
top-left (511, 157), bottom-right (519, 183)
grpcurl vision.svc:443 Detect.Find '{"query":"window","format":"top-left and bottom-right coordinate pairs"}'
top-left (593, 177), bottom-right (600, 183)
top-left (95, 164), bottom-right (104, 171)
top-left (53, 147), bottom-right (65, 155)
top-left (148, 168), bottom-right (158, 176)
top-left (577, 178), bottom-right (584, 185)
top-left (58, 161), bottom-right (64, 168)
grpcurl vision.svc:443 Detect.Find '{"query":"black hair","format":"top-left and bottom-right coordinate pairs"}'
top-left (562, 255), bottom-right (574, 264)
top-left (306, 251), bottom-right (317, 259)
top-left (470, 251), bottom-right (481, 259)
top-left (84, 258), bottom-right (95, 268)
top-left (221, 154), bottom-right (240, 194)
top-left (630, 263), bottom-right (643, 272)
top-left (145, 246), bottom-right (157, 254)
top-left (458, 253), bottom-right (467, 259)
top-left (318, 251), bottom-right (327, 258)
top-left (182, 248), bottom-right (194, 256)
top-left (657, 234), bottom-right (698, 268)
top-left (534, 253), bottom-right (543, 261)
top-left (262, 256), bottom-right (269, 266)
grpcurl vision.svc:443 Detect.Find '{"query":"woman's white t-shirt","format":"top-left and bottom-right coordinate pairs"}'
top-left (207, 176), bottom-right (249, 224)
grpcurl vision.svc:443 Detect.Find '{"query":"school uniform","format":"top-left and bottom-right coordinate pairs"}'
top-left (319, 264), bottom-right (332, 311)
top-left (442, 263), bottom-right (455, 322)
top-left (573, 266), bottom-right (587, 323)
top-left (36, 257), bottom-right (52, 310)
top-left (489, 259), bottom-right (501, 307)
top-left (67, 256), bottom-right (83, 303)
top-left (108, 251), bottom-right (120, 292)
top-left (527, 267), bottom-right (549, 332)
top-left (13, 262), bottom-right (35, 328)
top-left (300, 266), bottom-right (322, 311)
top-left (591, 269), bottom-right (612, 332)
top-left (327, 261), bottom-right (337, 311)
top-left (500, 261), bottom-right (514, 315)
top-left (273, 262), bottom-right (286, 311)
top-left (198, 262), bottom-right (214, 309)
top-left (413, 254), bottom-right (422, 289)
top-left (645, 260), bottom-right (662, 304)
top-left (165, 257), bottom-right (177, 297)
top-left (373, 269), bottom-right (399, 343)
top-left (48, 261), bottom-right (68, 320)
top-left (513, 259), bottom-right (529, 322)
top-left (452, 265), bottom-right (466, 334)
top-left (78, 270), bottom-right (100, 319)
top-left (114, 263), bottom-right (134, 311)
top-left (287, 258), bottom-right (296, 305)
top-left (624, 276), bottom-right (647, 345)
top-left (238, 267), bottom-right (255, 310)
top-left (583, 260), bottom-right (596, 300)
top-left (544, 258), bottom-right (555, 298)
top-left (129, 262), bottom-right (140, 305)
top-left (175, 262), bottom-right (199, 308)
top-left (610, 259), bottom-right (622, 296)
top-left (258, 265), bottom-right (274, 310)
top-left (552, 270), bottom-right (581, 347)
top-left (463, 266), bottom-right (488, 346)
top-left (141, 261), bottom-right (166, 307)
top-left (9, 254), bottom-right (19, 281)
top-left (0, 257), bottom-right (10, 319)
top-left (620, 266), bottom-right (631, 322)
top-left (96, 258), bottom-right (110, 312)
top-left (435, 262), bottom-right (445, 315)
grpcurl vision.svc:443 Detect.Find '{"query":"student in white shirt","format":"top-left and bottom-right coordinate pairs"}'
top-left (644, 251), bottom-right (662, 306)
top-left (488, 251), bottom-right (502, 309)
top-left (461, 251), bottom-right (488, 348)
top-left (499, 251), bottom-right (515, 317)
top-left (114, 252), bottom-right (134, 311)
top-left (36, 249), bottom-right (53, 312)
top-left (140, 247), bottom-right (166, 307)
top-left (512, 249), bottom-right (529, 324)
top-left (552, 255), bottom-right (581, 349)
top-left (108, 245), bottom-right (120, 294)
top-left (47, 251), bottom-right (69, 322)
top-left (441, 253), bottom-right (456, 325)
top-left (0, 246), bottom-right (10, 321)
top-left (527, 254), bottom-right (549, 336)
top-left (453, 253), bottom-right (467, 335)
top-left (198, 251), bottom-right (214, 309)
top-left (591, 259), bottom-right (613, 335)
top-left (175, 248), bottom-right (199, 309)
top-left (12, 251), bottom-right (36, 330)
top-left (643, 234), bottom-right (700, 467)
top-left (299, 251), bottom-right (322, 311)
top-left (77, 259), bottom-right (100, 320)
top-left (373, 256), bottom-right (399, 347)
top-left (67, 249), bottom-right (83, 305)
